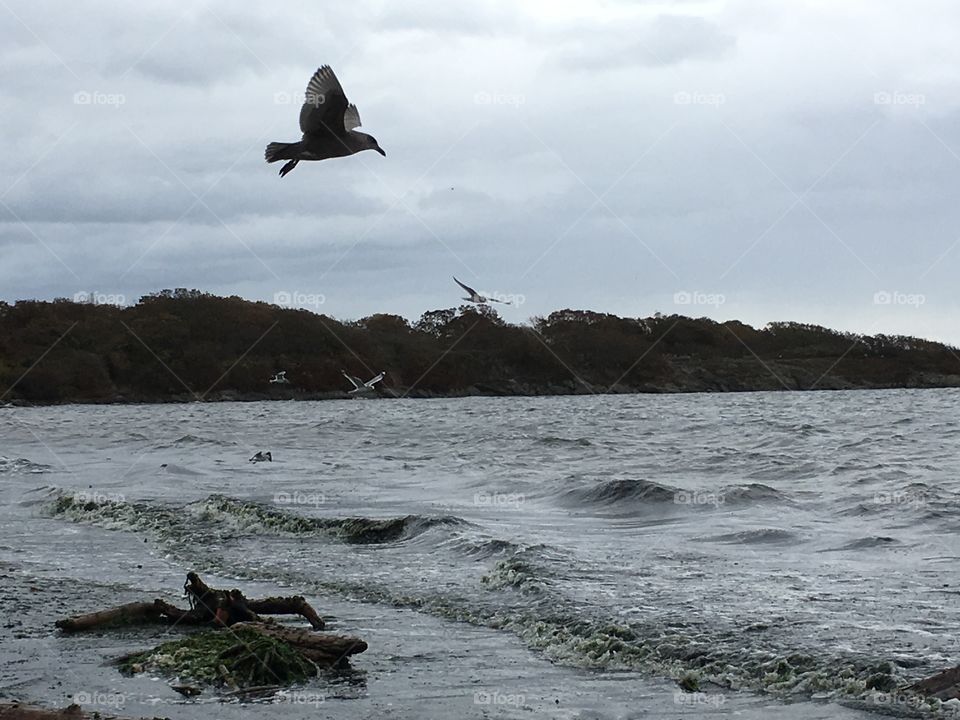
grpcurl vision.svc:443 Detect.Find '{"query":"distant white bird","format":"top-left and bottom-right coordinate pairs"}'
top-left (249, 451), bottom-right (272, 463)
top-left (269, 371), bottom-right (289, 384)
top-left (341, 369), bottom-right (386, 394)
top-left (453, 276), bottom-right (509, 305)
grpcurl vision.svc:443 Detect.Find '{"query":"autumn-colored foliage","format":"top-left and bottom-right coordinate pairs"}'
top-left (0, 291), bottom-right (957, 404)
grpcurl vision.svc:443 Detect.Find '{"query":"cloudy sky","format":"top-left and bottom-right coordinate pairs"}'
top-left (2, 0), bottom-right (959, 343)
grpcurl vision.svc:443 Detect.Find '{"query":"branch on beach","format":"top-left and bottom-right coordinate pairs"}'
top-left (51, 572), bottom-right (366, 696)
top-left (54, 571), bottom-right (325, 632)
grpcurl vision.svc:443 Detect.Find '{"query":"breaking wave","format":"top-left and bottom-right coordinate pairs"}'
top-left (820, 536), bottom-right (902, 552)
top-left (48, 492), bottom-right (466, 545)
top-left (44, 489), bottom-right (942, 712)
top-left (695, 528), bottom-right (799, 545)
top-left (536, 436), bottom-right (593, 447)
top-left (558, 478), bottom-right (678, 507)
top-left (719, 483), bottom-right (790, 505)
top-left (0, 456), bottom-right (50, 474)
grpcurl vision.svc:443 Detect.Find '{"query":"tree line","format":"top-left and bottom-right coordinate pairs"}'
top-left (0, 289), bottom-right (957, 404)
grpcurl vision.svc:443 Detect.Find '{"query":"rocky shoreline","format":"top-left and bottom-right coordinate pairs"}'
top-left (4, 364), bottom-right (959, 408)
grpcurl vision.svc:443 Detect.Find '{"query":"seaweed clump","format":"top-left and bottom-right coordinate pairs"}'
top-left (118, 627), bottom-right (317, 688)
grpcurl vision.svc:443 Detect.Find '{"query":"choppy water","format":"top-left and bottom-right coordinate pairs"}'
top-left (2, 390), bottom-right (960, 719)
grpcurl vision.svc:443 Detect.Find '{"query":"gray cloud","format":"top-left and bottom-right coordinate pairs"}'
top-left (1, 0), bottom-right (959, 345)
top-left (556, 14), bottom-right (736, 70)
top-left (376, 0), bottom-right (519, 35)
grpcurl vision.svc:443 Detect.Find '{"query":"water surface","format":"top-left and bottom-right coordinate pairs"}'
top-left (3, 390), bottom-right (959, 718)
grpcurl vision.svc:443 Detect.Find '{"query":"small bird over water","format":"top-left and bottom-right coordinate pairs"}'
top-left (341, 369), bottom-right (386, 394)
top-left (265, 65), bottom-right (385, 177)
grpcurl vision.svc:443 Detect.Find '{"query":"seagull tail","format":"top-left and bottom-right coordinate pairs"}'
top-left (265, 141), bottom-right (298, 163)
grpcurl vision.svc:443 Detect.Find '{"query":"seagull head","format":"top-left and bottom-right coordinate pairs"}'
top-left (358, 132), bottom-right (385, 156)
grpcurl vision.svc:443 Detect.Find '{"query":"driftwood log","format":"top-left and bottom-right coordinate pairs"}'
top-left (0, 703), bottom-right (177, 720)
top-left (906, 665), bottom-right (960, 701)
top-left (232, 622), bottom-right (367, 665)
top-left (55, 572), bottom-right (324, 631)
top-left (0, 706), bottom-right (82, 720)
top-left (52, 573), bottom-right (366, 689)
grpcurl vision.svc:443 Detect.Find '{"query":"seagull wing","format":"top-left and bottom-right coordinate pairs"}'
top-left (343, 103), bottom-right (361, 131)
top-left (299, 66), bottom-right (349, 137)
top-left (453, 276), bottom-right (478, 297)
top-left (364, 372), bottom-right (384, 388)
top-left (341, 370), bottom-right (362, 390)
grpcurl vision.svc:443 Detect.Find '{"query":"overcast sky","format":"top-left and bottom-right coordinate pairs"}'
top-left (2, 0), bottom-right (959, 344)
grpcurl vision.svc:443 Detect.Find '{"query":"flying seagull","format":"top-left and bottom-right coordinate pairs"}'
top-left (269, 371), bottom-right (289, 384)
top-left (265, 65), bottom-right (385, 177)
top-left (453, 276), bottom-right (509, 305)
top-left (341, 369), bottom-right (386, 394)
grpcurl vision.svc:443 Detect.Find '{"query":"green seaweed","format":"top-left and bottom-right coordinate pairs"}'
top-left (118, 627), bottom-right (317, 688)
top-left (677, 671), bottom-right (700, 692)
